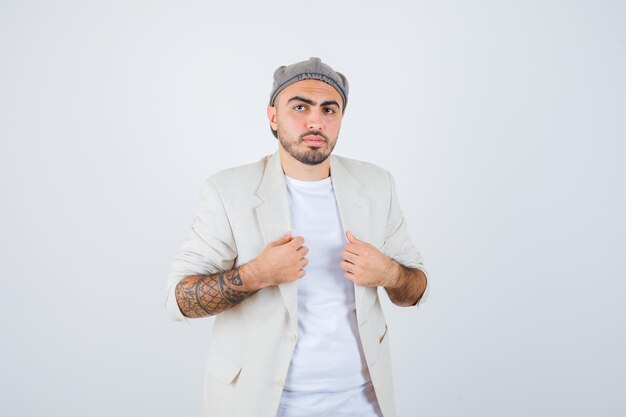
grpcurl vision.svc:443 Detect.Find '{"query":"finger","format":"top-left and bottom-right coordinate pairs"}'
top-left (339, 260), bottom-right (357, 273)
top-left (272, 231), bottom-right (292, 246)
top-left (344, 242), bottom-right (361, 256)
top-left (341, 250), bottom-right (358, 264)
top-left (344, 270), bottom-right (356, 282)
top-left (290, 236), bottom-right (305, 248)
top-left (346, 231), bottom-right (361, 243)
top-left (297, 245), bottom-right (309, 256)
top-left (289, 270), bottom-right (305, 282)
top-left (299, 258), bottom-right (309, 268)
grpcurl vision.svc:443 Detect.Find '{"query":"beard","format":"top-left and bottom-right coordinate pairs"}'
top-left (276, 125), bottom-right (337, 166)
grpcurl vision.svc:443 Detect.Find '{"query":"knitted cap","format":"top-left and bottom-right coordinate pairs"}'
top-left (269, 57), bottom-right (349, 111)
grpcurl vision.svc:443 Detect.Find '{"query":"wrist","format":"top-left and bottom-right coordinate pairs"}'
top-left (384, 260), bottom-right (402, 289)
top-left (240, 261), bottom-right (263, 291)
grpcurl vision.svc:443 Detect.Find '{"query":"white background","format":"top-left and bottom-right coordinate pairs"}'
top-left (1, 1), bottom-right (624, 416)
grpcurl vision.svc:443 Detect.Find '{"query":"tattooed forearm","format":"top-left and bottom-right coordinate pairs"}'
top-left (384, 263), bottom-right (427, 307)
top-left (175, 268), bottom-right (257, 318)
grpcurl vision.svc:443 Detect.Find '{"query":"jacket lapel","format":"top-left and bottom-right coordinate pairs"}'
top-left (329, 155), bottom-right (377, 324)
top-left (254, 152), bottom-right (297, 319)
top-left (254, 152), bottom-right (376, 323)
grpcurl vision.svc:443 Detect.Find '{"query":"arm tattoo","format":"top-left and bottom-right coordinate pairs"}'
top-left (175, 268), bottom-right (256, 318)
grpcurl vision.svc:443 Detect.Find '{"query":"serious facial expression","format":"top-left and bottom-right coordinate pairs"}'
top-left (269, 79), bottom-right (344, 165)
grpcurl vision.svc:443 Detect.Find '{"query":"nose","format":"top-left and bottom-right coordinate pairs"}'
top-left (307, 112), bottom-right (322, 131)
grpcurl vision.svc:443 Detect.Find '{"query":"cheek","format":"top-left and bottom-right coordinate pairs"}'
top-left (285, 118), bottom-right (304, 133)
top-left (281, 113), bottom-right (305, 127)
top-left (328, 119), bottom-right (342, 134)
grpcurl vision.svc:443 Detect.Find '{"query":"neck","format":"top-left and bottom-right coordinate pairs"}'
top-left (278, 146), bottom-right (331, 181)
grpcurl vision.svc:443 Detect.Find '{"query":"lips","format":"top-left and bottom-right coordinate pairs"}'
top-left (302, 134), bottom-right (326, 147)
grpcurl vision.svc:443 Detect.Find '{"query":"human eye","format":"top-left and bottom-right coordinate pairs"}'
top-left (323, 107), bottom-right (335, 114)
top-left (293, 104), bottom-right (307, 111)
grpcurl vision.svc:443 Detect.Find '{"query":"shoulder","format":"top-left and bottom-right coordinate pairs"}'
top-left (204, 154), bottom-right (271, 191)
top-left (332, 154), bottom-right (391, 187)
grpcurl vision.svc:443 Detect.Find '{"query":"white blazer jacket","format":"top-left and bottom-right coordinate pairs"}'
top-left (165, 151), bottom-right (429, 417)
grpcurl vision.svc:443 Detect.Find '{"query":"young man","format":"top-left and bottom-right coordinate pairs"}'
top-left (166, 57), bottom-right (429, 417)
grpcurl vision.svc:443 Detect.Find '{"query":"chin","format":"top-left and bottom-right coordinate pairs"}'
top-left (297, 151), bottom-right (331, 166)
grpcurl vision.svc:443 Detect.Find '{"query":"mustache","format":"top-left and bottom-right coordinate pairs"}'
top-left (299, 131), bottom-right (329, 142)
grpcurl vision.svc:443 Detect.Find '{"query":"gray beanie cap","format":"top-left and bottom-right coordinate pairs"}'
top-left (269, 57), bottom-right (349, 111)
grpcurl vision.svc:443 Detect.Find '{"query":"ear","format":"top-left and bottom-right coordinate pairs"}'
top-left (267, 105), bottom-right (278, 131)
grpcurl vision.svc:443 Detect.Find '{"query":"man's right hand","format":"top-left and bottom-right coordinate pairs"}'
top-left (240, 231), bottom-right (308, 290)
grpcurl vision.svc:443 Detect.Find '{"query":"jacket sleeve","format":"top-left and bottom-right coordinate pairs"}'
top-left (381, 171), bottom-right (430, 307)
top-left (164, 178), bottom-right (238, 322)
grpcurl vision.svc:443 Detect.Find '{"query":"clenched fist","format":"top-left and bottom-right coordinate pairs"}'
top-left (340, 231), bottom-right (398, 288)
top-left (241, 231), bottom-right (309, 290)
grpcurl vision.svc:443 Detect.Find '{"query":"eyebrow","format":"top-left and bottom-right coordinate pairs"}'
top-left (321, 100), bottom-right (341, 108)
top-left (286, 96), bottom-right (341, 108)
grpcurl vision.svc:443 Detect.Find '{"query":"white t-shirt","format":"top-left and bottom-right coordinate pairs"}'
top-left (277, 175), bottom-right (382, 417)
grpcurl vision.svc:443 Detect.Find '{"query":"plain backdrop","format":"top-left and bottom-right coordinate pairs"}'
top-left (1, 1), bottom-right (624, 416)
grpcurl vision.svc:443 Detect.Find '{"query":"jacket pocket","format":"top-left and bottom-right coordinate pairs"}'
top-left (378, 324), bottom-right (389, 344)
top-left (204, 344), bottom-right (242, 384)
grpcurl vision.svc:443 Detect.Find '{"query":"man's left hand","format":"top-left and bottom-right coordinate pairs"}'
top-left (340, 231), bottom-right (398, 288)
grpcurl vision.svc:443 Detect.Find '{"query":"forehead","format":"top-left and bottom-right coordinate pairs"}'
top-left (277, 79), bottom-right (343, 107)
